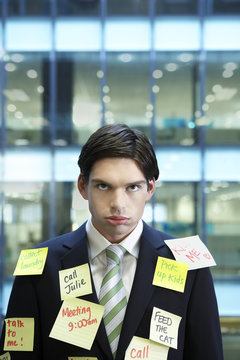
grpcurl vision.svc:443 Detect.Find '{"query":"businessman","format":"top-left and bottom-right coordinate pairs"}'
top-left (0, 123), bottom-right (223, 359)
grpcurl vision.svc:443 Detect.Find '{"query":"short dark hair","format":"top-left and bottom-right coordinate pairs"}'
top-left (78, 124), bottom-right (159, 183)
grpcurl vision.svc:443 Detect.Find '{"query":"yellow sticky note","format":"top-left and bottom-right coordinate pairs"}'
top-left (0, 352), bottom-right (11, 360)
top-left (153, 256), bottom-right (188, 293)
top-left (13, 248), bottom-right (48, 276)
top-left (68, 358), bottom-right (98, 360)
top-left (4, 318), bottom-right (34, 352)
top-left (125, 336), bottom-right (169, 360)
top-left (59, 264), bottom-right (92, 300)
top-left (150, 307), bottom-right (182, 349)
top-left (50, 299), bottom-right (104, 350)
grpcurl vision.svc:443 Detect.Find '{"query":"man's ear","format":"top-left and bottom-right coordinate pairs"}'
top-left (146, 178), bottom-right (155, 201)
top-left (77, 174), bottom-right (88, 200)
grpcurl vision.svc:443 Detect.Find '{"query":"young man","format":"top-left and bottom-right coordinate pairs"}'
top-left (0, 124), bottom-right (223, 359)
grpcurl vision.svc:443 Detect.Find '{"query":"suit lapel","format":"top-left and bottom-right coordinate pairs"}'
top-left (60, 225), bottom-right (113, 359)
top-left (116, 223), bottom-right (166, 360)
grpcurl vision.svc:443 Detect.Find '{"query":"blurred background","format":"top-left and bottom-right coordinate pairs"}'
top-left (0, 0), bottom-right (240, 358)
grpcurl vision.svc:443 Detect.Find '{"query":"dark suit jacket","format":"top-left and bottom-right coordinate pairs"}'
top-left (0, 222), bottom-right (223, 359)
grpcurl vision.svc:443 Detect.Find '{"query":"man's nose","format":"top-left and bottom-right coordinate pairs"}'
top-left (110, 189), bottom-right (126, 213)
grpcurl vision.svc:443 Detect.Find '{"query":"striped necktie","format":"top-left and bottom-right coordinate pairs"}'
top-left (99, 244), bottom-right (127, 358)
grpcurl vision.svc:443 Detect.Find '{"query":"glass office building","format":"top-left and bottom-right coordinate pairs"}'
top-left (0, 0), bottom-right (240, 358)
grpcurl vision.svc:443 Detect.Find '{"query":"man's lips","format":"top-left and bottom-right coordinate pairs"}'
top-left (105, 216), bottom-right (129, 225)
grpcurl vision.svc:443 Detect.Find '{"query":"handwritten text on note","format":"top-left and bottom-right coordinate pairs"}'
top-left (125, 336), bottom-right (169, 360)
top-left (59, 264), bottom-right (92, 300)
top-left (150, 307), bottom-right (181, 349)
top-left (50, 298), bottom-right (104, 350)
top-left (13, 248), bottom-right (48, 276)
top-left (4, 318), bottom-right (34, 352)
top-left (153, 256), bottom-right (188, 293)
top-left (164, 235), bottom-right (216, 270)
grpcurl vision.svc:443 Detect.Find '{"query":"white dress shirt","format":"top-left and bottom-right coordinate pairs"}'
top-left (86, 218), bottom-right (143, 300)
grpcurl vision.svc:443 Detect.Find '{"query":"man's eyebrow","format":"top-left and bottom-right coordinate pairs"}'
top-left (90, 179), bottom-right (147, 187)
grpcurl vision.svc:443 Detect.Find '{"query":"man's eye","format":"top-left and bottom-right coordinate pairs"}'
top-left (97, 184), bottom-right (108, 190)
top-left (128, 185), bottom-right (139, 192)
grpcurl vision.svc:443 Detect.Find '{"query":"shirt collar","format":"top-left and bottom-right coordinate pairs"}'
top-left (86, 217), bottom-right (143, 261)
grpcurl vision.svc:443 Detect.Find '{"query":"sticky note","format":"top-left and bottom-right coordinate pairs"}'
top-left (153, 256), bottom-right (188, 293)
top-left (125, 336), bottom-right (169, 360)
top-left (150, 307), bottom-right (182, 349)
top-left (4, 318), bottom-right (34, 352)
top-left (68, 358), bottom-right (98, 360)
top-left (165, 235), bottom-right (216, 270)
top-left (0, 352), bottom-right (11, 360)
top-left (59, 264), bottom-right (92, 300)
top-left (50, 298), bottom-right (104, 350)
top-left (13, 247), bottom-right (48, 276)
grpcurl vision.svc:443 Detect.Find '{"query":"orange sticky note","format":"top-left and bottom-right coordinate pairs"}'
top-left (13, 248), bottom-right (48, 276)
top-left (153, 256), bottom-right (188, 293)
top-left (4, 318), bottom-right (34, 352)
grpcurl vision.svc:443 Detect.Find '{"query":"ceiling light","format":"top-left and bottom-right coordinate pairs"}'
top-left (5, 63), bottom-right (17, 72)
top-left (27, 69), bottom-right (38, 79)
top-left (96, 70), bottom-right (104, 79)
top-left (7, 104), bottom-right (17, 112)
top-left (202, 103), bottom-right (209, 111)
top-left (165, 63), bottom-right (178, 72)
top-left (152, 85), bottom-right (160, 93)
top-left (103, 85), bottom-right (110, 93)
top-left (103, 95), bottom-right (111, 103)
top-left (152, 69), bottom-right (163, 79)
top-left (212, 84), bottom-right (222, 93)
top-left (11, 53), bottom-right (24, 63)
top-left (222, 70), bottom-right (233, 78)
top-left (205, 94), bottom-right (215, 103)
top-left (179, 53), bottom-right (193, 62)
top-left (14, 111), bottom-right (23, 119)
top-left (146, 104), bottom-right (153, 111)
top-left (4, 89), bottom-right (30, 102)
top-left (119, 53), bottom-right (132, 63)
top-left (224, 62), bottom-right (237, 71)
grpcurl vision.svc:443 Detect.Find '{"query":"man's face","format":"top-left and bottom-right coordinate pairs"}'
top-left (78, 158), bottom-right (155, 243)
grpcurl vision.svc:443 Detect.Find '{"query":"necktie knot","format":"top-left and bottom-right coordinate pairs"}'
top-left (106, 244), bottom-right (126, 266)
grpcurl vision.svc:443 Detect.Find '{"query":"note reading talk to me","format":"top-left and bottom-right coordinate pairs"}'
top-left (59, 264), bottom-right (92, 300)
top-left (164, 235), bottom-right (216, 270)
top-left (150, 307), bottom-right (182, 349)
top-left (153, 256), bottom-right (188, 293)
top-left (4, 318), bottom-right (34, 352)
top-left (13, 247), bottom-right (48, 276)
top-left (50, 298), bottom-right (104, 350)
top-left (125, 336), bottom-right (169, 360)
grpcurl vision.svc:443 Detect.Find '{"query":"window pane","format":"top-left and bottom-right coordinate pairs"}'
top-left (8, 0), bottom-right (50, 16)
top-left (205, 52), bottom-right (240, 144)
top-left (57, 0), bottom-right (100, 16)
top-left (55, 52), bottom-right (102, 146)
top-left (5, 52), bottom-right (50, 146)
top-left (106, 52), bottom-right (151, 136)
top-left (210, 0), bottom-right (240, 15)
top-left (206, 181), bottom-right (240, 278)
top-left (155, 0), bottom-right (198, 15)
top-left (154, 182), bottom-right (196, 237)
top-left (155, 52), bottom-right (197, 145)
top-left (107, 0), bottom-right (149, 15)
top-left (4, 182), bottom-right (50, 275)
